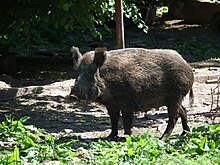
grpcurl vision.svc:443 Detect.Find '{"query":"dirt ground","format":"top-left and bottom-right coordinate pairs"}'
top-left (0, 20), bottom-right (220, 141)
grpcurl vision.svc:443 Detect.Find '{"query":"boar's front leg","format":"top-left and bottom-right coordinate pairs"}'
top-left (106, 106), bottom-right (120, 139)
top-left (121, 108), bottom-right (133, 135)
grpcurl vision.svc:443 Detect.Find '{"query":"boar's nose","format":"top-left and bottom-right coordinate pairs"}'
top-left (66, 94), bottom-right (78, 101)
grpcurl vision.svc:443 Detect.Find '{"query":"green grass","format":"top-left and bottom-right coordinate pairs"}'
top-left (0, 114), bottom-right (80, 164)
top-left (0, 114), bottom-right (220, 164)
top-left (141, 38), bottom-right (220, 62)
top-left (176, 39), bottom-right (220, 61)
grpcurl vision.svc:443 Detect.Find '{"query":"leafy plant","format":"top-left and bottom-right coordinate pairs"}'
top-left (82, 124), bottom-right (220, 164)
top-left (1, 114), bottom-right (220, 164)
top-left (0, 114), bottom-right (79, 164)
top-left (0, 0), bottom-right (148, 56)
top-left (82, 134), bottom-right (165, 164)
top-left (170, 124), bottom-right (220, 156)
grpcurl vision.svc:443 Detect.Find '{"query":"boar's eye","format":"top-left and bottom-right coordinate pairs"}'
top-left (75, 76), bottom-right (79, 82)
top-left (77, 65), bottom-right (84, 73)
top-left (87, 63), bottom-right (98, 74)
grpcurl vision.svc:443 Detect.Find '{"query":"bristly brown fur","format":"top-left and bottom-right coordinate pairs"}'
top-left (70, 48), bottom-right (194, 140)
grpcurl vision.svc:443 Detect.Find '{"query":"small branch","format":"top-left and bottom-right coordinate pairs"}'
top-left (210, 78), bottom-right (220, 121)
top-left (206, 79), bottom-right (219, 84)
top-left (211, 87), bottom-right (214, 112)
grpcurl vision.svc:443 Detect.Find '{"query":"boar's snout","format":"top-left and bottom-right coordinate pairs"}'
top-left (69, 82), bottom-right (101, 101)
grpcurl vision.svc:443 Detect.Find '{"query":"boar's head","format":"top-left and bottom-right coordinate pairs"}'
top-left (70, 48), bottom-right (107, 101)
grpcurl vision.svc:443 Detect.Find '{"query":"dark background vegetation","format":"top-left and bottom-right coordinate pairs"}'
top-left (0, 0), bottom-right (220, 74)
top-left (0, 0), bottom-right (147, 56)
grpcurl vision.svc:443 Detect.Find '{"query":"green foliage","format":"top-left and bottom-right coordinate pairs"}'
top-left (142, 37), bottom-right (220, 62)
top-left (1, 114), bottom-right (220, 164)
top-left (124, 0), bottom-right (148, 33)
top-left (169, 124), bottom-right (220, 156)
top-left (157, 6), bottom-right (169, 15)
top-left (83, 124), bottom-right (220, 164)
top-left (83, 134), bottom-right (165, 164)
top-left (0, 0), bottom-right (148, 55)
top-left (0, 114), bottom-right (79, 164)
top-left (176, 39), bottom-right (220, 61)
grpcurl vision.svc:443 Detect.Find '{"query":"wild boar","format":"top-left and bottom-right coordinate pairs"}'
top-left (69, 47), bottom-right (194, 140)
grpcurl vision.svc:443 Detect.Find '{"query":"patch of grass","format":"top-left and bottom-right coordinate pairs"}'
top-left (176, 39), bottom-right (220, 61)
top-left (141, 37), bottom-right (220, 62)
top-left (83, 134), bottom-right (166, 164)
top-left (83, 125), bottom-right (220, 165)
top-left (0, 114), bottom-right (80, 164)
top-left (0, 114), bottom-right (220, 164)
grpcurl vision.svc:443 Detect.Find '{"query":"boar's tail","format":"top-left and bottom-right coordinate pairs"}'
top-left (189, 88), bottom-right (194, 107)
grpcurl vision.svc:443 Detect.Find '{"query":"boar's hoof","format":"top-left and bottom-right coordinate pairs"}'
top-left (105, 135), bottom-right (118, 141)
top-left (180, 130), bottom-right (190, 137)
top-left (106, 132), bottom-right (118, 141)
top-left (106, 135), bottom-right (127, 142)
top-left (66, 95), bottom-right (78, 101)
top-left (159, 133), bottom-right (170, 140)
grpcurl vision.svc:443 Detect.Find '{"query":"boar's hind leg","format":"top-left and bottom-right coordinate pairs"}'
top-left (179, 105), bottom-right (190, 135)
top-left (160, 100), bottom-right (181, 140)
top-left (106, 106), bottom-right (120, 139)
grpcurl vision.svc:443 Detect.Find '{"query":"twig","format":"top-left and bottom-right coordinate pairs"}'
top-left (211, 87), bottom-right (214, 112)
top-left (217, 78), bottom-right (219, 108)
top-left (210, 78), bottom-right (220, 121)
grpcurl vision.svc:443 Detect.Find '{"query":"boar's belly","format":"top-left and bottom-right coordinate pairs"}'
top-left (136, 94), bottom-right (166, 112)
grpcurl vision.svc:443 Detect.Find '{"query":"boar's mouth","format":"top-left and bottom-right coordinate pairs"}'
top-left (69, 85), bottom-right (102, 101)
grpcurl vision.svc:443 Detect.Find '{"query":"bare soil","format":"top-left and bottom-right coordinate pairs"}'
top-left (0, 20), bottom-right (220, 141)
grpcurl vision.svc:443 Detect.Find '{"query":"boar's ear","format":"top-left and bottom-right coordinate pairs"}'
top-left (93, 48), bottom-right (107, 68)
top-left (71, 46), bottom-right (82, 63)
